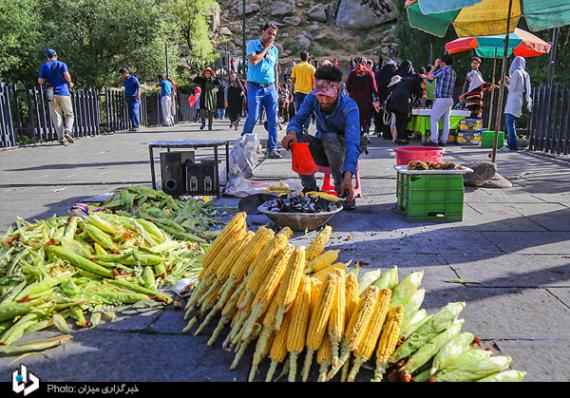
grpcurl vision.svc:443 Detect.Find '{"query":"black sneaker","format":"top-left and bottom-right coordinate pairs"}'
top-left (424, 141), bottom-right (439, 147)
top-left (200, 124), bottom-right (205, 130)
top-left (343, 200), bottom-right (357, 211)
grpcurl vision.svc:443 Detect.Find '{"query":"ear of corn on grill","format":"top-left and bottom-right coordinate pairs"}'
top-left (180, 216), bottom-right (525, 382)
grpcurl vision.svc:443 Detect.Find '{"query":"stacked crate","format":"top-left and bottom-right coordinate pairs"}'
top-left (456, 118), bottom-right (483, 145)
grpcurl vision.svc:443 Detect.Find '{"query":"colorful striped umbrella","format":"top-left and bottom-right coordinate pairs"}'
top-left (445, 28), bottom-right (551, 58)
top-left (406, 0), bottom-right (570, 37)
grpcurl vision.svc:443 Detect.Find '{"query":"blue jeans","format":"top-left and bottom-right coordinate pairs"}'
top-left (505, 113), bottom-right (518, 150)
top-left (216, 108), bottom-right (225, 119)
top-left (242, 83), bottom-right (278, 152)
top-left (294, 92), bottom-right (310, 129)
top-left (127, 97), bottom-right (140, 129)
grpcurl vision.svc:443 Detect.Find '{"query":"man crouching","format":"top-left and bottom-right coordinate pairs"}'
top-left (281, 65), bottom-right (361, 210)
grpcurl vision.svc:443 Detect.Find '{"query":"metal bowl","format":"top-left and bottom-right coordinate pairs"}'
top-left (257, 202), bottom-right (343, 232)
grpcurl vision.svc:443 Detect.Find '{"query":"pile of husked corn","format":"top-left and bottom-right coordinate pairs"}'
top-left (183, 212), bottom-right (526, 382)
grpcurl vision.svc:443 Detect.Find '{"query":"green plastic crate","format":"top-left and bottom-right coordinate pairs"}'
top-left (396, 173), bottom-right (465, 222)
top-left (480, 130), bottom-right (505, 149)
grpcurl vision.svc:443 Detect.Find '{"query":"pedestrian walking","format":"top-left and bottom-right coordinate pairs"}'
top-left (427, 55), bottom-right (457, 146)
top-left (193, 67), bottom-right (220, 131)
top-left (216, 79), bottom-right (226, 120)
top-left (241, 22), bottom-right (281, 159)
top-left (38, 49), bottom-right (75, 145)
top-left (225, 73), bottom-right (245, 130)
top-left (158, 75), bottom-right (174, 126)
top-left (345, 56), bottom-right (380, 138)
top-left (291, 50), bottom-right (316, 130)
top-left (374, 58), bottom-right (397, 138)
top-left (503, 56), bottom-right (532, 151)
top-left (119, 67), bottom-right (141, 132)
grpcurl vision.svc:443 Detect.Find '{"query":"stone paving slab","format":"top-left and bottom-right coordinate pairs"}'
top-left (444, 254), bottom-right (570, 288)
top-left (494, 339), bottom-right (570, 382)
top-left (422, 287), bottom-right (570, 340)
top-left (546, 288), bottom-right (570, 309)
top-left (484, 232), bottom-right (570, 255)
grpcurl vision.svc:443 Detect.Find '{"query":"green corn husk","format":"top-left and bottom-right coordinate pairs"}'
top-left (0, 301), bottom-right (37, 322)
top-left (52, 313), bottom-right (72, 333)
top-left (401, 310), bottom-right (430, 338)
top-left (391, 302), bottom-right (466, 363)
top-left (372, 266), bottom-right (399, 290)
top-left (431, 332), bottom-right (475, 375)
top-left (477, 369), bottom-right (526, 382)
top-left (84, 224), bottom-right (116, 251)
top-left (435, 354), bottom-right (512, 382)
top-left (413, 368), bottom-right (433, 382)
top-left (15, 273), bottom-right (72, 301)
top-left (142, 267), bottom-right (156, 290)
top-left (401, 319), bottom-right (464, 376)
top-left (61, 237), bottom-right (92, 258)
top-left (390, 271), bottom-right (424, 308)
top-left (401, 289), bottom-right (425, 326)
top-left (357, 270), bottom-right (382, 295)
top-left (0, 334), bottom-right (73, 356)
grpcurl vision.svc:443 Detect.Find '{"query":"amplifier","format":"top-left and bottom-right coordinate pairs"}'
top-left (159, 151), bottom-right (195, 196)
top-left (186, 159), bottom-right (219, 196)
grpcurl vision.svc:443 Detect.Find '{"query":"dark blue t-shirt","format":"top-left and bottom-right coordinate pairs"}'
top-left (38, 60), bottom-right (70, 96)
top-left (124, 75), bottom-right (141, 97)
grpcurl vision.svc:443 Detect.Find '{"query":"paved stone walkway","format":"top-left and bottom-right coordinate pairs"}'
top-left (1, 121), bottom-right (569, 381)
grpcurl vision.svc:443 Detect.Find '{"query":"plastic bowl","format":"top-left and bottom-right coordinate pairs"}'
top-left (394, 146), bottom-right (444, 166)
top-left (257, 202), bottom-right (343, 232)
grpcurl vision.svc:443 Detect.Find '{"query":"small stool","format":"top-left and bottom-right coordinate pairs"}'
top-left (316, 165), bottom-right (362, 199)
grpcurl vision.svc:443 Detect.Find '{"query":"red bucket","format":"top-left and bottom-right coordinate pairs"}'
top-left (394, 146), bottom-right (444, 166)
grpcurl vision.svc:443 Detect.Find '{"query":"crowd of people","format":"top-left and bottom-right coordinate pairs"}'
top-left (37, 21), bottom-right (533, 206)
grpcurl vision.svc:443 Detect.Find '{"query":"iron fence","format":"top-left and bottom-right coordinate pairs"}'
top-left (528, 84), bottom-right (570, 155)
top-left (0, 83), bottom-right (198, 149)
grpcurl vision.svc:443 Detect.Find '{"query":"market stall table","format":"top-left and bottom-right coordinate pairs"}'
top-left (407, 108), bottom-right (471, 142)
top-left (148, 139), bottom-right (230, 197)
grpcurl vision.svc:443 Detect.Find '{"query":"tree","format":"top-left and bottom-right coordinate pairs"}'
top-left (177, 0), bottom-right (221, 73)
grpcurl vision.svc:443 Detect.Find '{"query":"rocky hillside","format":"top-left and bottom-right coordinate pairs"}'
top-left (217, 0), bottom-right (399, 67)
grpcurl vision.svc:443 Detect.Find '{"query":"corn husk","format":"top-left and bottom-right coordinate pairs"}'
top-left (430, 332), bottom-right (474, 375)
top-left (372, 266), bottom-right (398, 290)
top-left (477, 369), bottom-right (526, 382)
top-left (390, 271), bottom-right (424, 308)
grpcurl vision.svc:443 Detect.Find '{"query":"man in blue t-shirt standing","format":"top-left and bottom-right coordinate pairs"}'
top-left (38, 49), bottom-right (75, 145)
top-left (158, 75), bottom-right (174, 126)
top-left (119, 67), bottom-right (141, 132)
top-left (241, 22), bottom-right (281, 159)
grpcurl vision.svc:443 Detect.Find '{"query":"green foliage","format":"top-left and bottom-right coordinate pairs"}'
top-left (0, 0), bottom-right (222, 88)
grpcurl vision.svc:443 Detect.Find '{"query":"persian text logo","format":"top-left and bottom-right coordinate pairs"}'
top-left (12, 365), bottom-right (40, 396)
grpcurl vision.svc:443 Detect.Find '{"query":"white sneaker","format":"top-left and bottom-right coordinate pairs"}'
top-left (63, 131), bottom-right (75, 144)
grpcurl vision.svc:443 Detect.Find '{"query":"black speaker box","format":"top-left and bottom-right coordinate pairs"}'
top-left (186, 159), bottom-right (219, 196)
top-left (160, 151), bottom-right (195, 196)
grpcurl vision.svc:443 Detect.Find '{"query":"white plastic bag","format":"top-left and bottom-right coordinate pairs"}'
top-left (228, 133), bottom-right (260, 179)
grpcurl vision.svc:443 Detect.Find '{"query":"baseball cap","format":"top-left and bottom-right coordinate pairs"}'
top-left (45, 49), bottom-right (57, 57)
top-left (472, 56), bottom-right (482, 63)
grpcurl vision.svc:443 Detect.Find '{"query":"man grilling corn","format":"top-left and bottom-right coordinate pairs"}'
top-left (281, 64), bottom-right (361, 210)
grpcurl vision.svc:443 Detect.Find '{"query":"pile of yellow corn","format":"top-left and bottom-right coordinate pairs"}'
top-left (182, 212), bottom-right (526, 382)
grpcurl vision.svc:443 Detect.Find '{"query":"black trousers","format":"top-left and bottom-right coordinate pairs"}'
top-left (200, 109), bottom-right (214, 128)
top-left (395, 112), bottom-right (410, 141)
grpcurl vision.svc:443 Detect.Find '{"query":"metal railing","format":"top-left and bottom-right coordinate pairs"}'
top-left (529, 83), bottom-right (570, 155)
top-left (0, 83), bottom-right (197, 149)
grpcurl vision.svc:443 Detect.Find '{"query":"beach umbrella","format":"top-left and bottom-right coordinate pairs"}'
top-left (445, 28), bottom-right (551, 58)
top-left (406, 0), bottom-right (570, 162)
top-left (406, 0), bottom-right (570, 37)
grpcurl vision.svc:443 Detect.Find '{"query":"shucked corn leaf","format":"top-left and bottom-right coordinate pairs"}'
top-left (390, 271), bottom-right (423, 308)
top-left (372, 266), bottom-right (399, 290)
top-left (435, 354), bottom-right (512, 382)
top-left (477, 370), bottom-right (526, 382)
top-left (358, 270), bottom-right (382, 295)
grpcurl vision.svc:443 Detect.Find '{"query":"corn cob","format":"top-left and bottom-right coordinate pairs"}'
top-left (265, 312), bottom-right (292, 382)
top-left (286, 275), bottom-right (311, 382)
top-left (302, 274), bottom-right (338, 382)
top-left (250, 298), bottom-right (280, 378)
top-left (435, 354), bottom-right (512, 382)
top-left (217, 227), bottom-right (274, 307)
top-left (390, 271), bottom-right (424, 308)
top-left (348, 288), bottom-right (392, 382)
top-left (182, 281), bottom-right (223, 335)
top-left (326, 285), bottom-right (380, 380)
top-left (306, 225), bottom-right (332, 261)
top-left (372, 305), bottom-right (404, 382)
top-left (241, 244), bottom-right (294, 342)
top-left (310, 277), bottom-right (323, 307)
top-left (328, 272), bottom-right (346, 369)
top-left (305, 249), bottom-right (339, 274)
top-left (344, 273), bottom-right (359, 328)
top-left (311, 263), bottom-right (346, 282)
top-left (317, 334), bottom-right (333, 382)
top-left (238, 233), bottom-right (289, 311)
top-left (200, 212), bottom-right (246, 273)
top-left (208, 280), bottom-right (245, 347)
top-left (274, 246), bottom-right (306, 331)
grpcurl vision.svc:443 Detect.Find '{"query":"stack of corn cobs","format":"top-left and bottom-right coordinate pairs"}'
top-left (0, 188), bottom-right (216, 356)
top-left (183, 212), bottom-right (526, 382)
